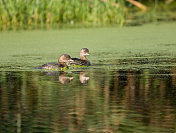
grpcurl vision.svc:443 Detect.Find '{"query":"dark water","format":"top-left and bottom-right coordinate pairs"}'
top-left (1, 59), bottom-right (176, 133)
top-left (1, 23), bottom-right (176, 133)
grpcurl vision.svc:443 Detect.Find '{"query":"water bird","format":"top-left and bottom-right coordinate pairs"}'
top-left (69, 48), bottom-right (90, 67)
top-left (38, 54), bottom-right (73, 70)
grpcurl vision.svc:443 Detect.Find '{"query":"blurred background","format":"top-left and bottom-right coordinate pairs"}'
top-left (0, 0), bottom-right (176, 30)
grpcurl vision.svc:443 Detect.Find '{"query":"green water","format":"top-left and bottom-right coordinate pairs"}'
top-left (0, 22), bottom-right (176, 133)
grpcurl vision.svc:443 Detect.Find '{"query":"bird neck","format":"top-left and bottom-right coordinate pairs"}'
top-left (80, 55), bottom-right (88, 61)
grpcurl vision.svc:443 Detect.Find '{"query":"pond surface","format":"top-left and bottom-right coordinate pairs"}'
top-left (0, 22), bottom-right (176, 133)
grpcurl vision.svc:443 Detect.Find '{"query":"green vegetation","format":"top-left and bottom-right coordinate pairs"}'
top-left (0, 22), bottom-right (176, 71)
top-left (0, 0), bottom-right (176, 30)
top-left (0, 0), bottom-right (125, 30)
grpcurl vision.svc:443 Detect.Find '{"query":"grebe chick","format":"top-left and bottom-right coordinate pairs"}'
top-left (38, 54), bottom-right (73, 70)
top-left (69, 48), bottom-right (90, 66)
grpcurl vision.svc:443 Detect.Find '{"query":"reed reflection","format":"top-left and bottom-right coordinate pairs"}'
top-left (0, 66), bottom-right (176, 133)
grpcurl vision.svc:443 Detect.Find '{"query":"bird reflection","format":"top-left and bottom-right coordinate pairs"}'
top-left (59, 72), bottom-right (74, 84)
top-left (43, 71), bottom-right (89, 84)
top-left (59, 71), bottom-right (89, 84)
top-left (58, 71), bottom-right (89, 84)
top-left (79, 71), bottom-right (89, 84)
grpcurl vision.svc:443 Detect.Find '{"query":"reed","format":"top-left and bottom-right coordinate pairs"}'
top-left (0, 0), bottom-right (126, 29)
top-left (0, 0), bottom-right (175, 30)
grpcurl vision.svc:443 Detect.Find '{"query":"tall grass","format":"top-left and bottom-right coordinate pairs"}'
top-left (0, 0), bottom-right (175, 30)
top-left (0, 0), bottom-right (126, 29)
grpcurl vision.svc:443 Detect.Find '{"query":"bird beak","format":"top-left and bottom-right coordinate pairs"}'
top-left (84, 53), bottom-right (90, 56)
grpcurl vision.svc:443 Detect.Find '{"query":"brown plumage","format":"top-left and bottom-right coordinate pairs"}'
top-left (70, 48), bottom-right (90, 66)
top-left (38, 54), bottom-right (73, 70)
